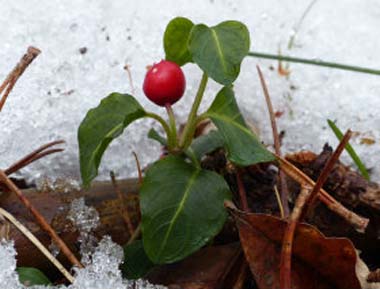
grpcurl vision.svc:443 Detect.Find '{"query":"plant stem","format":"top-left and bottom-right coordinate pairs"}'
top-left (179, 73), bottom-right (208, 149)
top-left (165, 103), bottom-right (178, 148)
top-left (145, 112), bottom-right (173, 149)
top-left (248, 51), bottom-right (380, 76)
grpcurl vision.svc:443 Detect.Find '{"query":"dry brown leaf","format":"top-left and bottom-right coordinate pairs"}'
top-left (232, 209), bottom-right (361, 289)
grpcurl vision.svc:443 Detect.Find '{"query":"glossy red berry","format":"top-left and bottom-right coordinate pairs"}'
top-left (143, 60), bottom-right (186, 106)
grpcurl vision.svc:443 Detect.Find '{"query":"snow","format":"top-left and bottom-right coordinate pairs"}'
top-left (0, 198), bottom-right (166, 289)
top-left (0, 238), bottom-right (166, 289)
top-left (1, 0), bottom-right (380, 285)
top-left (0, 0), bottom-right (380, 180)
top-left (0, 0), bottom-right (379, 183)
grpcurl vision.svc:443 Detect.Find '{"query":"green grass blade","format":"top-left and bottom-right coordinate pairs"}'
top-left (248, 52), bottom-right (380, 76)
top-left (327, 119), bottom-right (370, 180)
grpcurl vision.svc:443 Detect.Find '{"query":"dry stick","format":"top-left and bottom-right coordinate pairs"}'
top-left (132, 151), bottom-right (143, 185)
top-left (4, 140), bottom-right (65, 175)
top-left (0, 171), bottom-right (83, 269)
top-left (277, 156), bottom-right (369, 232)
top-left (124, 64), bottom-right (135, 95)
top-left (0, 46), bottom-right (41, 111)
top-left (0, 207), bottom-right (74, 283)
top-left (256, 65), bottom-right (290, 217)
top-left (280, 185), bottom-right (312, 289)
top-left (125, 152), bottom-right (144, 245)
top-left (274, 185), bottom-right (285, 219)
top-left (302, 130), bottom-right (353, 219)
top-left (110, 171), bottom-right (135, 236)
top-left (236, 169), bottom-right (249, 211)
top-left (280, 130), bottom-right (352, 289)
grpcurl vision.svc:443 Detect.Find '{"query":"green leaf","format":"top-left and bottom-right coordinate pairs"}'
top-left (206, 86), bottom-right (275, 166)
top-left (147, 128), bottom-right (167, 146)
top-left (78, 93), bottom-right (146, 186)
top-left (187, 130), bottom-right (225, 161)
top-left (164, 17), bottom-right (194, 66)
top-left (140, 155), bottom-right (231, 264)
top-left (121, 240), bottom-right (155, 279)
top-left (17, 267), bottom-right (51, 286)
top-left (188, 21), bottom-right (250, 85)
top-left (327, 119), bottom-right (370, 180)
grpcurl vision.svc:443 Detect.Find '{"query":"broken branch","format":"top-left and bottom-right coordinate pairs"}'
top-left (0, 46), bottom-right (41, 111)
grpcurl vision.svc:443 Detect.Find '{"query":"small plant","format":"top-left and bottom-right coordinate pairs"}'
top-left (78, 17), bottom-right (274, 273)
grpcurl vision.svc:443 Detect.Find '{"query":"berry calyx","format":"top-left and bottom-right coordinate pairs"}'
top-left (143, 60), bottom-right (186, 106)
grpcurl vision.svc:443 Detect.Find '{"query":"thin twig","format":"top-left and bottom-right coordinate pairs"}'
top-left (257, 65), bottom-right (290, 217)
top-left (236, 169), bottom-right (249, 212)
top-left (274, 185), bottom-right (285, 219)
top-left (5, 140), bottom-right (65, 175)
top-left (280, 130), bottom-right (352, 289)
top-left (132, 151), bottom-right (143, 185)
top-left (110, 171), bottom-right (134, 236)
top-left (0, 171), bottom-right (83, 268)
top-left (280, 185), bottom-right (312, 289)
top-left (0, 207), bottom-right (74, 283)
top-left (302, 130), bottom-right (352, 218)
top-left (127, 222), bottom-right (141, 245)
top-left (124, 64), bottom-right (135, 95)
top-left (0, 46), bottom-right (41, 111)
top-left (277, 155), bottom-right (369, 232)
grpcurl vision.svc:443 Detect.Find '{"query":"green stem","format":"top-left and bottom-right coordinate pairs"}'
top-left (145, 112), bottom-right (174, 149)
top-left (248, 51), bottom-right (380, 76)
top-left (165, 103), bottom-right (178, 148)
top-left (179, 73), bottom-right (208, 149)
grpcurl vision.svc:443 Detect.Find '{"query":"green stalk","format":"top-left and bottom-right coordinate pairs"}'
top-left (165, 103), bottom-right (178, 148)
top-left (146, 112), bottom-right (174, 150)
top-left (179, 73), bottom-right (208, 149)
top-left (327, 119), bottom-right (370, 180)
top-left (248, 52), bottom-right (380, 76)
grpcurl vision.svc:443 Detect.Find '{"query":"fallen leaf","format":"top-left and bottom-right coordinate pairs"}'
top-left (232, 209), bottom-right (361, 289)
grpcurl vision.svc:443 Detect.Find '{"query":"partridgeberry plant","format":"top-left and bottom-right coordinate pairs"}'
top-left (78, 17), bottom-right (274, 276)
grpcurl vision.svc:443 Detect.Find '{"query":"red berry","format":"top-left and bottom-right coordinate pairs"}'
top-left (143, 60), bottom-right (186, 106)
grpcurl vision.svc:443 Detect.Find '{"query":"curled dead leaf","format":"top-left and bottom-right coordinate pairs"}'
top-left (228, 206), bottom-right (361, 289)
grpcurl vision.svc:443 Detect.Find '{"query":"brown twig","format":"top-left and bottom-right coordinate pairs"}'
top-left (302, 130), bottom-right (352, 218)
top-left (124, 64), bottom-right (135, 95)
top-left (132, 151), bottom-right (143, 186)
top-left (0, 171), bottom-right (83, 269)
top-left (280, 185), bottom-right (312, 289)
top-left (257, 65), bottom-right (290, 217)
top-left (280, 130), bottom-right (352, 289)
top-left (0, 46), bottom-right (41, 111)
top-left (277, 155), bottom-right (369, 232)
top-left (110, 171), bottom-right (135, 236)
top-left (5, 140), bottom-right (65, 176)
top-left (236, 169), bottom-right (249, 211)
